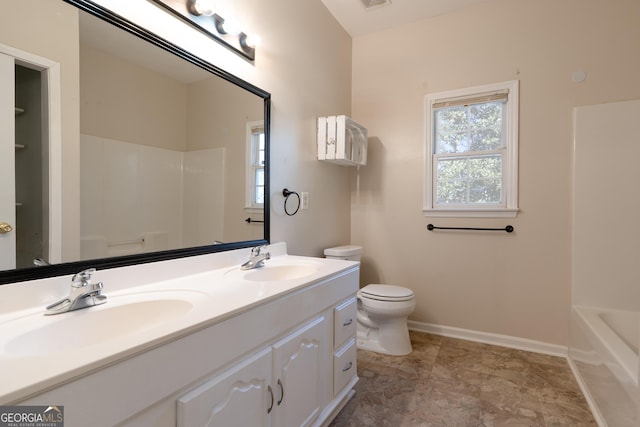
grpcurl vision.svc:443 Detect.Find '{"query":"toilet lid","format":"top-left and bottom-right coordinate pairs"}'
top-left (360, 284), bottom-right (414, 301)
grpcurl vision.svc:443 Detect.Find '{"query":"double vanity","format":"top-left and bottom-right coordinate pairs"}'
top-left (0, 243), bottom-right (359, 426)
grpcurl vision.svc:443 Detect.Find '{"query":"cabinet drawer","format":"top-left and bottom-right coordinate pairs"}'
top-left (334, 297), bottom-right (357, 349)
top-left (333, 339), bottom-right (357, 396)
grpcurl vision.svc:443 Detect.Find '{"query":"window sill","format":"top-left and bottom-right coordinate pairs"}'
top-left (422, 208), bottom-right (519, 218)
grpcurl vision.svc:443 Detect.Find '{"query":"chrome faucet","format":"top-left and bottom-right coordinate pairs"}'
top-left (45, 268), bottom-right (107, 315)
top-left (241, 245), bottom-right (270, 270)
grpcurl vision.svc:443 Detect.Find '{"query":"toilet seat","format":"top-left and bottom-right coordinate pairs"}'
top-left (359, 284), bottom-right (414, 302)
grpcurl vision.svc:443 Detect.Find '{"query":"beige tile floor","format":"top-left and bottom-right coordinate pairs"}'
top-left (330, 331), bottom-right (597, 426)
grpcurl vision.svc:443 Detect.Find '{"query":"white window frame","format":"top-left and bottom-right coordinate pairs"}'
top-left (423, 80), bottom-right (519, 218)
top-left (245, 120), bottom-right (265, 210)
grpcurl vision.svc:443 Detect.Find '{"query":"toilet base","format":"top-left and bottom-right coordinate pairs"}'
top-left (356, 322), bottom-right (412, 356)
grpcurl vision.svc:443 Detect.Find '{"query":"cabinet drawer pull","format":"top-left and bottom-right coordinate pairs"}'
top-left (342, 361), bottom-right (353, 372)
top-left (277, 378), bottom-right (284, 405)
top-left (342, 318), bottom-right (353, 326)
top-left (267, 385), bottom-right (274, 414)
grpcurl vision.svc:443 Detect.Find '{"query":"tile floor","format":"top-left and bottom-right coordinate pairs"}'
top-left (330, 331), bottom-right (597, 426)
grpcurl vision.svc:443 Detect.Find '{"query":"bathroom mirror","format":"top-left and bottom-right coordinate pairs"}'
top-left (0, 0), bottom-right (270, 284)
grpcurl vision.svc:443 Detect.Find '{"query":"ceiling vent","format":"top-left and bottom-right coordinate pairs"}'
top-left (360, 0), bottom-right (392, 10)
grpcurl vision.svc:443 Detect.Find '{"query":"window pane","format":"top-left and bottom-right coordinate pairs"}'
top-left (255, 168), bottom-right (264, 186)
top-left (435, 155), bottom-right (502, 204)
top-left (469, 156), bottom-right (501, 179)
top-left (469, 155), bottom-right (502, 203)
top-left (470, 128), bottom-right (501, 151)
top-left (469, 178), bottom-right (501, 203)
top-left (468, 102), bottom-right (502, 129)
top-left (436, 179), bottom-right (467, 204)
top-left (437, 157), bottom-right (468, 179)
top-left (436, 158), bottom-right (467, 204)
top-left (437, 131), bottom-right (469, 153)
top-left (435, 101), bottom-right (504, 154)
top-left (254, 167), bottom-right (265, 205)
top-left (255, 186), bottom-right (264, 204)
top-left (436, 108), bottom-right (468, 132)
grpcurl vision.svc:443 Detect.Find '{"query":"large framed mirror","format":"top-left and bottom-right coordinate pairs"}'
top-left (0, 0), bottom-right (270, 284)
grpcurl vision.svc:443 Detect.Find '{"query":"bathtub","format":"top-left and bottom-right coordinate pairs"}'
top-left (570, 306), bottom-right (639, 426)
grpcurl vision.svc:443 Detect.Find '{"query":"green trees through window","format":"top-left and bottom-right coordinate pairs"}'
top-left (434, 102), bottom-right (504, 204)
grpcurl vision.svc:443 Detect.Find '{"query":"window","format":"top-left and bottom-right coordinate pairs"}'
top-left (246, 121), bottom-right (265, 209)
top-left (424, 80), bottom-right (519, 217)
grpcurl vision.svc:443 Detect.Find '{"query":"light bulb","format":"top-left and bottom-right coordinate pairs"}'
top-left (220, 17), bottom-right (241, 35)
top-left (192, 0), bottom-right (215, 16)
top-left (244, 33), bottom-right (262, 48)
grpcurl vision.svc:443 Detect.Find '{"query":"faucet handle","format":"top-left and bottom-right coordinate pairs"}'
top-left (72, 268), bottom-right (97, 287)
top-left (251, 244), bottom-right (267, 256)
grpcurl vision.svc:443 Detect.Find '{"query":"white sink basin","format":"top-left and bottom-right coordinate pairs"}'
top-left (226, 260), bottom-right (322, 282)
top-left (2, 290), bottom-right (207, 357)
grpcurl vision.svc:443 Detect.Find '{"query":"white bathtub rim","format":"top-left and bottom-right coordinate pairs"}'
top-left (574, 306), bottom-right (638, 387)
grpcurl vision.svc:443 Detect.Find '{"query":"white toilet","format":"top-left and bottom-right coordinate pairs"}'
top-left (324, 245), bottom-right (416, 356)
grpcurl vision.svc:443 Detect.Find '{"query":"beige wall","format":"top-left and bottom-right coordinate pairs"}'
top-left (351, 0), bottom-right (640, 345)
top-left (80, 45), bottom-right (188, 151)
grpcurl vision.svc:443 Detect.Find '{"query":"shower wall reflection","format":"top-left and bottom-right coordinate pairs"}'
top-left (78, 23), bottom-right (263, 261)
top-left (80, 136), bottom-right (225, 258)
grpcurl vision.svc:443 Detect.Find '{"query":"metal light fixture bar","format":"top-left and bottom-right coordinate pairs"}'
top-left (151, 0), bottom-right (256, 61)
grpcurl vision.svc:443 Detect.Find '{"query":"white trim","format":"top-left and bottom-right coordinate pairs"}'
top-left (567, 358), bottom-right (608, 427)
top-left (245, 120), bottom-right (265, 209)
top-left (423, 207), bottom-right (519, 218)
top-left (423, 80), bottom-right (519, 217)
top-left (408, 319), bottom-right (567, 357)
top-left (0, 43), bottom-right (62, 264)
top-left (44, 64), bottom-right (62, 264)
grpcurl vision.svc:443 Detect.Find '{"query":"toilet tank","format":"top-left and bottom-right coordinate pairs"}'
top-left (324, 245), bottom-right (362, 262)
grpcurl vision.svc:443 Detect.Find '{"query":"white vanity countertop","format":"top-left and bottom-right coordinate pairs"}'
top-left (0, 243), bottom-right (359, 404)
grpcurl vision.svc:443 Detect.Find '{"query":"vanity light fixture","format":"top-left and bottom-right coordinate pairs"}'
top-left (151, 0), bottom-right (259, 61)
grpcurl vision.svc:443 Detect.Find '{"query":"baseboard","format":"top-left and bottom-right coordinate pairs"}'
top-left (407, 320), bottom-right (568, 358)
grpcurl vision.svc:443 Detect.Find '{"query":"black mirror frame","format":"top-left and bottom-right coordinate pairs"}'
top-left (0, 0), bottom-right (270, 285)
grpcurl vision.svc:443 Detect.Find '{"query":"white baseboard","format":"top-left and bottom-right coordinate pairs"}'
top-left (407, 320), bottom-right (568, 358)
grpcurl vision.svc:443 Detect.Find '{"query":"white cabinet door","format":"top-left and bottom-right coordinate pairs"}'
top-left (0, 53), bottom-right (15, 270)
top-left (272, 315), bottom-right (328, 427)
top-left (177, 347), bottom-right (273, 427)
